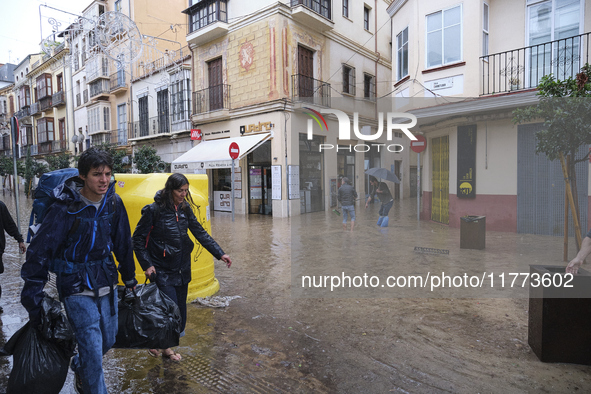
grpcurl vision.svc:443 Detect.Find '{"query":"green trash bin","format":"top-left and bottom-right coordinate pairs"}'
top-left (460, 215), bottom-right (485, 250)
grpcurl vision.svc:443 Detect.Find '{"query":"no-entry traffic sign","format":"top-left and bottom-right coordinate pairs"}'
top-left (229, 142), bottom-right (240, 159)
top-left (410, 135), bottom-right (427, 153)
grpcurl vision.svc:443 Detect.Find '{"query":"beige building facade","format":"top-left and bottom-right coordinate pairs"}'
top-left (177, 0), bottom-right (401, 217)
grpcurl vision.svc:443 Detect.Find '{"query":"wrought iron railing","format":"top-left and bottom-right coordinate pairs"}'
top-left (52, 140), bottom-right (67, 152)
top-left (38, 142), bottom-right (52, 154)
top-left (117, 128), bottom-right (128, 146)
top-left (29, 102), bottom-right (40, 116)
top-left (39, 97), bottom-right (53, 112)
top-left (192, 84), bottom-right (231, 114)
top-left (291, 74), bottom-right (331, 107)
top-left (290, 0), bottom-right (332, 19)
top-left (480, 32), bottom-right (591, 95)
top-left (15, 108), bottom-right (30, 119)
top-left (52, 91), bottom-right (65, 107)
top-left (130, 116), bottom-right (170, 138)
top-left (110, 71), bottom-right (126, 91)
top-left (134, 46), bottom-right (191, 80)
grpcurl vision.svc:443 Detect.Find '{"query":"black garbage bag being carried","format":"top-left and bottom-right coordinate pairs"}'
top-left (0, 294), bottom-right (75, 394)
top-left (113, 282), bottom-right (182, 349)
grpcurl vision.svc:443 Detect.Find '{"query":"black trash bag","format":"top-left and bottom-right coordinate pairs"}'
top-left (113, 282), bottom-right (182, 349)
top-left (0, 294), bottom-right (75, 394)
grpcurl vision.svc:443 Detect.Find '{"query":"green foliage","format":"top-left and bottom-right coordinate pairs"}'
top-left (24, 147), bottom-right (48, 197)
top-left (134, 145), bottom-right (166, 174)
top-left (46, 153), bottom-right (73, 171)
top-left (0, 156), bottom-right (13, 177)
top-left (94, 143), bottom-right (130, 174)
top-left (513, 64), bottom-right (591, 163)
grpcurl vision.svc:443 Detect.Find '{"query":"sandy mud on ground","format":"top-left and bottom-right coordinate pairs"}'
top-left (1, 196), bottom-right (591, 393)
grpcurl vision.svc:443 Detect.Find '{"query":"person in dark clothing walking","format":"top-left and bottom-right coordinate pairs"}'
top-left (338, 177), bottom-right (358, 231)
top-left (133, 173), bottom-right (232, 362)
top-left (0, 200), bottom-right (26, 313)
top-left (21, 148), bottom-right (137, 394)
top-left (365, 176), bottom-right (394, 227)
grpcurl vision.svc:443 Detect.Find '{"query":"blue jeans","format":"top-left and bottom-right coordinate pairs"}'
top-left (379, 199), bottom-right (394, 217)
top-left (64, 294), bottom-right (117, 394)
top-left (157, 283), bottom-right (188, 336)
top-left (341, 205), bottom-right (355, 223)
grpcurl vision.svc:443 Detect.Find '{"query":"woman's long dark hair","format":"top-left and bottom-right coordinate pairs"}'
top-left (160, 173), bottom-right (197, 211)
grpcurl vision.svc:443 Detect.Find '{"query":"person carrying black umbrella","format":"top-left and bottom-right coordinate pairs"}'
top-left (365, 176), bottom-right (393, 227)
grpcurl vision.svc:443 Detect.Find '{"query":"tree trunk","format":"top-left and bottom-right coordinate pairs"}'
top-left (560, 152), bottom-right (583, 249)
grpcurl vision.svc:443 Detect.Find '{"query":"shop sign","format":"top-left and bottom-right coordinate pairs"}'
top-left (457, 125), bottom-right (476, 198)
top-left (190, 129), bottom-right (202, 140)
top-left (214, 191), bottom-right (232, 212)
top-left (240, 122), bottom-right (274, 135)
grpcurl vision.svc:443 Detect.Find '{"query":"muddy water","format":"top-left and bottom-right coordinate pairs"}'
top-left (1, 192), bottom-right (591, 392)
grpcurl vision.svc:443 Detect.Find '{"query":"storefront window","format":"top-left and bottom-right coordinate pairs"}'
top-left (299, 134), bottom-right (325, 213)
top-left (337, 146), bottom-right (355, 185)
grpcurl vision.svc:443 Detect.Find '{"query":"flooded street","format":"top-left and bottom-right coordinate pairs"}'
top-left (1, 190), bottom-right (591, 393)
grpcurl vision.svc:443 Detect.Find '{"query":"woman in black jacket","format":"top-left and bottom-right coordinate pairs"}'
top-left (133, 173), bottom-right (231, 361)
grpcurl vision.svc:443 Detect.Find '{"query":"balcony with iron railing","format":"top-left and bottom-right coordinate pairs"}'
top-left (291, 74), bottom-right (331, 107)
top-left (29, 102), bottom-right (40, 116)
top-left (110, 71), bottom-right (127, 94)
top-left (480, 32), bottom-right (591, 96)
top-left (130, 116), bottom-right (171, 139)
top-left (290, 0), bottom-right (334, 32)
top-left (183, 0), bottom-right (229, 46)
top-left (39, 97), bottom-right (53, 112)
top-left (117, 128), bottom-right (128, 146)
top-left (15, 107), bottom-right (30, 119)
top-left (52, 90), bottom-right (65, 107)
top-left (52, 140), bottom-right (68, 153)
top-left (192, 84), bottom-right (231, 115)
top-left (134, 46), bottom-right (191, 80)
top-left (38, 142), bottom-right (53, 155)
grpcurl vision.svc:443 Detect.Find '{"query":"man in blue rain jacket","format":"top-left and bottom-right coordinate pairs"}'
top-left (21, 148), bottom-right (137, 394)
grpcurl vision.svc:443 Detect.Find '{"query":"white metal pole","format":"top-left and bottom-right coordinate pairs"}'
top-left (417, 152), bottom-right (420, 221)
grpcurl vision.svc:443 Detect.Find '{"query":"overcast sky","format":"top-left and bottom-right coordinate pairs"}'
top-left (0, 0), bottom-right (84, 66)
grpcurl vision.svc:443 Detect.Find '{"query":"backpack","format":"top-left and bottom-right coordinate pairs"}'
top-left (27, 168), bottom-right (79, 242)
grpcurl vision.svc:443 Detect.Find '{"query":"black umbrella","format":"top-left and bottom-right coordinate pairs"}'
top-left (365, 167), bottom-right (400, 184)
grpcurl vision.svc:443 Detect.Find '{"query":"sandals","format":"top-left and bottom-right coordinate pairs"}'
top-left (149, 348), bottom-right (181, 362)
top-left (162, 349), bottom-right (182, 362)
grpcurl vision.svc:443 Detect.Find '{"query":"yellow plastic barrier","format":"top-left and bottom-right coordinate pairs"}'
top-left (114, 173), bottom-right (219, 301)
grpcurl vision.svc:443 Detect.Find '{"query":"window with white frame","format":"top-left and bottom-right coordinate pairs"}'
top-left (397, 27), bottom-right (409, 80)
top-left (426, 5), bottom-right (462, 68)
top-left (342, 64), bottom-right (356, 95)
top-left (87, 105), bottom-right (110, 134)
top-left (170, 70), bottom-right (191, 128)
top-left (527, 0), bottom-right (581, 81)
top-left (364, 6), bottom-right (370, 31)
top-left (343, 0), bottom-right (349, 18)
top-left (117, 104), bottom-right (127, 145)
top-left (103, 107), bottom-right (110, 131)
top-left (483, 3), bottom-right (489, 57)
